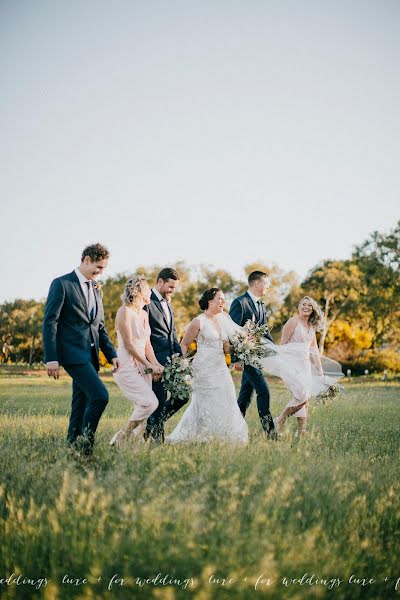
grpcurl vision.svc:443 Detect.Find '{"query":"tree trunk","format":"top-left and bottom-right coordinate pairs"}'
top-left (319, 327), bottom-right (327, 355)
top-left (319, 297), bottom-right (330, 354)
top-left (29, 336), bottom-right (35, 366)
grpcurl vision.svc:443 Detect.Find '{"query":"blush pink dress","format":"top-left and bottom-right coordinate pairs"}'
top-left (112, 310), bottom-right (158, 424)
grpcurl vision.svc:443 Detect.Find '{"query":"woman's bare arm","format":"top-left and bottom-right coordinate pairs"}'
top-left (181, 319), bottom-right (201, 355)
top-left (280, 317), bottom-right (298, 344)
top-left (310, 331), bottom-right (324, 374)
top-left (116, 307), bottom-right (153, 368)
top-left (143, 314), bottom-right (163, 373)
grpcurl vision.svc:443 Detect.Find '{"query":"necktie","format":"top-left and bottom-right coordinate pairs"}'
top-left (161, 298), bottom-right (171, 327)
top-left (257, 300), bottom-right (262, 323)
top-left (85, 281), bottom-right (95, 320)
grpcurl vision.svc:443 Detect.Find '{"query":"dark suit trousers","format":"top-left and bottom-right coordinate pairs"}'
top-left (146, 379), bottom-right (188, 441)
top-left (237, 365), bottom-right (275, 434)
top-left (63, 355), bottom-right (109, 452)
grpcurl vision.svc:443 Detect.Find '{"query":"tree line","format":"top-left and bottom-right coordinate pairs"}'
top-left (1, 221), bottom-right (399, 374)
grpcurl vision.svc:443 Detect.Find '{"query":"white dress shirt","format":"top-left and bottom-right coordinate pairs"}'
top-left (75, 267), bottom-right (96, 317)
top-left (152, 287), bottom-right (172, 327)
top-left (247, 289), bottom-right (262, 320)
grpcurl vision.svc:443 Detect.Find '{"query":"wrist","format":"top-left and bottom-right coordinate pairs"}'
top-left (46, 361), bottom-right (59, 368)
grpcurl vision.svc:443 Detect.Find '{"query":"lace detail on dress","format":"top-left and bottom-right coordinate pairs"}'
top-left (166, 313), bottom-right (248, 444)
top-left (196, 331), bottom-right (224, 350)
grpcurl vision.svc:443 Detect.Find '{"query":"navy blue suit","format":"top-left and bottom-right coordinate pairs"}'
top-left (229, 292), bottom-right (275, 436)
top-left (42, 270), bottom-right (117, 453)
top-left (144, 291), bottom-right (185, 440)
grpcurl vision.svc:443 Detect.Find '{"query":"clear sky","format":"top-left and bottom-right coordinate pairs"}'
top-left (1, 0), bottom-right (399, 302)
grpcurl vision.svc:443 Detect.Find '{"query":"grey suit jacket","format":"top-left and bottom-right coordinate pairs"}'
top-left (42, 270), bottom-right (117, 367)
top-left (144, 291), bottom-right (181, 366)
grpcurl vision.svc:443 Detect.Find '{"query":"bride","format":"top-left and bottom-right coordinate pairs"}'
top-left (166, 288), bottom-right (248, 444)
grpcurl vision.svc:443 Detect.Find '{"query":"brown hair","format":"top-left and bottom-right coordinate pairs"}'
top-left (248, 270), bottom-right (268, 285)
top-left (81, 243), bottom-right (110, 263)
top-left (157, 267), bottom-right (179, 282)
top-left (199, 288), bottom-right (222, 310)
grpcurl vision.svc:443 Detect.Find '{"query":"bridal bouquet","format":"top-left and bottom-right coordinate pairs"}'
top-left (162, 353), bottom-right (194, 404)
top-left (230, 321), bottom-right (277, 369)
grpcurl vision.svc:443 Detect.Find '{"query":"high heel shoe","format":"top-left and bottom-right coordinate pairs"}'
top-left (109, 430), bottom-right (126, 448)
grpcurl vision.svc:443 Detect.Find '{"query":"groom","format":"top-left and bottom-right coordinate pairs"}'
top-left (229, 270), bottom-right (276, 438)
top-left (145, 267), bottom-right (186, 442)
top-left (42, 243), bottom-right (119, 455)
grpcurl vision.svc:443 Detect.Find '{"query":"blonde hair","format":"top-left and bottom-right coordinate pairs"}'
top-left (121, 276), bottom-right (148, 306)
top-left (298, 296), bottom-right (326, 332)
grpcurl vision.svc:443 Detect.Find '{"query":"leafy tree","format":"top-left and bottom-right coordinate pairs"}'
top-left (353, 220), bottom-right (400, 346)
top-left (0, 300), bottom-right (44, 364)
top-left (325, 319), bottom-right (373, 363)
top-left (301, 260), bottom-right (366, 354)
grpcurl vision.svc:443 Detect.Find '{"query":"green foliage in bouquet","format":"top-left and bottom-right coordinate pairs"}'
top-left (230, 321), bottom-right (277, 369)
top-left (162, 353), bottom-right (194, 404)
top-left (315, 383), bottom-right (344, 405)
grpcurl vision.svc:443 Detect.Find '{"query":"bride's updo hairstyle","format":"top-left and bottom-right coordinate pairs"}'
top-left (299, 296), bottom-right (326, 332)
top-left (121, 276), bottom-right (148, 306)
top-left (199, 288), bottom-right (222, 310)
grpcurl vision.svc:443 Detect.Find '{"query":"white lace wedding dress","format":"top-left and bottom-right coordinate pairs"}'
top-left (166, 313), bottom-right (248, 444)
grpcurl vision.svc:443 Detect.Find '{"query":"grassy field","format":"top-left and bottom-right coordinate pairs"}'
top-left (0, 373), bottom-right (399, 600)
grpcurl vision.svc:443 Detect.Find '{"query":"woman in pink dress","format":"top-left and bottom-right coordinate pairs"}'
top-left (272, 296), bottom-right (342, 436)
top-left (109, 277), bottom-right (163, 448)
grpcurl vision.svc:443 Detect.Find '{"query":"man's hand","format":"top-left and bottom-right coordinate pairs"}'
top-left (234, 363), bottom-right (243, 372)
top-left (46, 361), bottom-right (60, 380)
top-left (111, 358), bottom-right (120, 373)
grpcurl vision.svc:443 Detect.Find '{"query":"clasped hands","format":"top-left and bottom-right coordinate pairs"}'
top-left (145, 362), bottom-right (164, 382)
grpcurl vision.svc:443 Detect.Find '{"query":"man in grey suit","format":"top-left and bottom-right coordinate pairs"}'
top-left (229, 270), bottom-right (276, 439)
top-left (42, 243), bottom-right (119, 455)
top-left (144, 267), bottom-right (184, 442)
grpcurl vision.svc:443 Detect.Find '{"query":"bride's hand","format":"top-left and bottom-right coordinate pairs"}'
top-left (223, 341), bottom-right (231, 354)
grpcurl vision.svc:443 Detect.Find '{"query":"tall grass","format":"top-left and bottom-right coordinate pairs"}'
top-left (0, 376), bottom-right (399, 599)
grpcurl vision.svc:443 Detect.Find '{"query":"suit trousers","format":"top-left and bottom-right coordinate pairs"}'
top-left (237, 365), bottom-right (275, 435)
top-left (63, 353), bottom-right (109, 453)
top-left (146, 379), bottom-right (188, 441)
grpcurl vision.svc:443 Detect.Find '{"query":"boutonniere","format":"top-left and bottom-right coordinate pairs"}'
top-left (93, 281), bottom-right (104, 297)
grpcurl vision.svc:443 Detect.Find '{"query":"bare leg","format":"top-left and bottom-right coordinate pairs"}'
top-left (274, 401), bottom-right (307, 432)
top-left (110, 419), bottom-right (146, 448)
top-left (127, 419), bottom-right (146, 441)
top-left (297, 417), bottom-right (307, 436)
